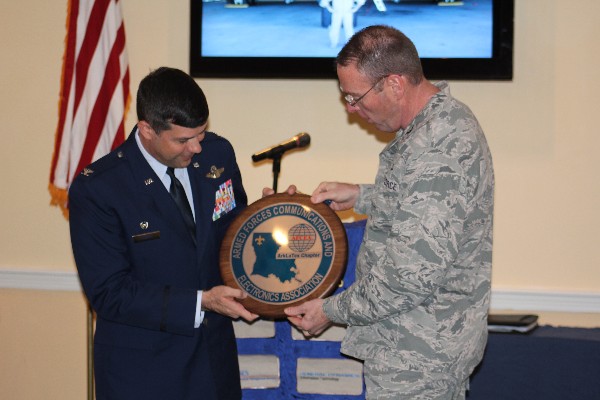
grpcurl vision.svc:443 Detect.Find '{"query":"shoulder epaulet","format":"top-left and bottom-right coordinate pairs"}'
top-left (77, 149), bottom-right (125, 179)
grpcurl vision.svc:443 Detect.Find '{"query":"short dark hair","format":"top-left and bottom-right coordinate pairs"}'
top-left (336, 25), bottom-right (424, 85)
top-left (136, 67), bottom-right (209, 133)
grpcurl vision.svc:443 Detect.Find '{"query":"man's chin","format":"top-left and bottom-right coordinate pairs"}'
top-left (178, 159), bottom-right (192, 168)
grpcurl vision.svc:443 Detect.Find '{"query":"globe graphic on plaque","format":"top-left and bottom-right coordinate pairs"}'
top-left (287, 223), bottom-right (317, 252)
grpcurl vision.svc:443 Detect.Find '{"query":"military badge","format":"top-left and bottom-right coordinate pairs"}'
top-left (206, 165), bottom-right (224, 179)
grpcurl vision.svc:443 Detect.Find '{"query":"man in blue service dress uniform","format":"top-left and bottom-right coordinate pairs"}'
top-left (69, 67), bottom-right (258, 400)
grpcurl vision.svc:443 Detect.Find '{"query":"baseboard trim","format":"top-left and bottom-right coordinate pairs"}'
top-left (1, 269), bottom-right (599, 313)
top-left (0, 269), bottom-right (82, 292)
top-left (490, 288), bottom-right (600, 313)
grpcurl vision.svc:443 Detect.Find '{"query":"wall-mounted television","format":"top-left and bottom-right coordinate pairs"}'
top-left (190, 0), bottom-right (513, 80)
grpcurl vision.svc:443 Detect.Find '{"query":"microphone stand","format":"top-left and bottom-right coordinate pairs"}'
top-left (253, 134), bottom-right (311, 192)
top-left (271, 154), bottom-right (282, 193)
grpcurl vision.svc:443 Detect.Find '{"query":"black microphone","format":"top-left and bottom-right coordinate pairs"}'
top-left (252, 133), bottom-right (310, 162)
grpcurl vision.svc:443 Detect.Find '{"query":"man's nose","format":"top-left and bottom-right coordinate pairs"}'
top-left (188, 139), bottom-right (202, 154)
top-left (346, 103), bottom-right (359, 113)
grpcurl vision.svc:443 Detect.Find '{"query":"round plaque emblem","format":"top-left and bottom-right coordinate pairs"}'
top-left (220, 193), bottom-right (348, 318)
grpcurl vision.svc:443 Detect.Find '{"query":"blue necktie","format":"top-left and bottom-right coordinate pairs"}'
top-left (166, 167), bottom-right (196, 239)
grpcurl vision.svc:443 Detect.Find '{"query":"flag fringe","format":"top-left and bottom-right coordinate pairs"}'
top-left (49, 0), bottom-right (74, 219)
top-left (49, 183), bottom-right (70, 220)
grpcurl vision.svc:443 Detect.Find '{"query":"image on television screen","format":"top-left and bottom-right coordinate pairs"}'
top-left (200, 0), bottom-right (493, 59)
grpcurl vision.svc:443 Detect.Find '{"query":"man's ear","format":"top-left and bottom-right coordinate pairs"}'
top-left (387, 74), bottom-right (405, 97)
top-left (137, 121), bottom-right (155, 140)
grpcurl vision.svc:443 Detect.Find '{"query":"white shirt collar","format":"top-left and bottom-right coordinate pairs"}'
top-left (135, 128), bottom-right (169, 180)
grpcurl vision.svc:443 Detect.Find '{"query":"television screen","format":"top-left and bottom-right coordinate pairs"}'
top-left (190, 0), bottom-right (513, 80)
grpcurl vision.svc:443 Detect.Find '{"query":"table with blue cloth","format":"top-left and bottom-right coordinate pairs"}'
top-left (237, 220), bottom-right (600, 399)
top-left (469, 326), bottom-right (600, 399)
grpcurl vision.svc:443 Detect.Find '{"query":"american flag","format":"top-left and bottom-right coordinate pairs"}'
top-left (49, 0), bottom-right (130, 217)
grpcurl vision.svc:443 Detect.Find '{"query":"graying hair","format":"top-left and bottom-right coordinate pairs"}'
top-left (336, 25), bottom-right (424, 85)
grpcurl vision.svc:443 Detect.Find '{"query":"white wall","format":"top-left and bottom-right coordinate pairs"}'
top-left (3, 0), bottom-right (598, 291)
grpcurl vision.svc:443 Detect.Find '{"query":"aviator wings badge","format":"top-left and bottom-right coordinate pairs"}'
top-left (206, 165), bottom-right (224, 179)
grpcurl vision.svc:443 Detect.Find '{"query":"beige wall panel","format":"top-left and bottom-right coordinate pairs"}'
top-left (0, 290), bottom-right (88, 400)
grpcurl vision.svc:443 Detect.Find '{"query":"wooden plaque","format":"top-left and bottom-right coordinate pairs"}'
top-left (220, 193), bottom-right (348, 318)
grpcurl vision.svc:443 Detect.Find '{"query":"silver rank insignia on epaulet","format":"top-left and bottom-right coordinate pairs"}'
top-left (206, 165), bottom-right (224, 179)
top-left (82, 168), bottom-right (94, 176)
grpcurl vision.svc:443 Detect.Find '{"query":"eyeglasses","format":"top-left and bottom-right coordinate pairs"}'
top-left (343, 76), bottom-right (386, 107)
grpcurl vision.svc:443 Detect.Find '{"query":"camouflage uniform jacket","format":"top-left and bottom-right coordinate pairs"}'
top-left (323, 81), bottom-right (495, 383)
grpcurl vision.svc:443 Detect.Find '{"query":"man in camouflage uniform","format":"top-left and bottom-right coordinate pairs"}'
top-left (285, 25), bottom-right (494, 399)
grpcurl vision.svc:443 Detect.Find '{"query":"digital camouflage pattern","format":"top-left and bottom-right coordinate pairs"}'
top-left (323, 81), bottom-right (494, 399)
